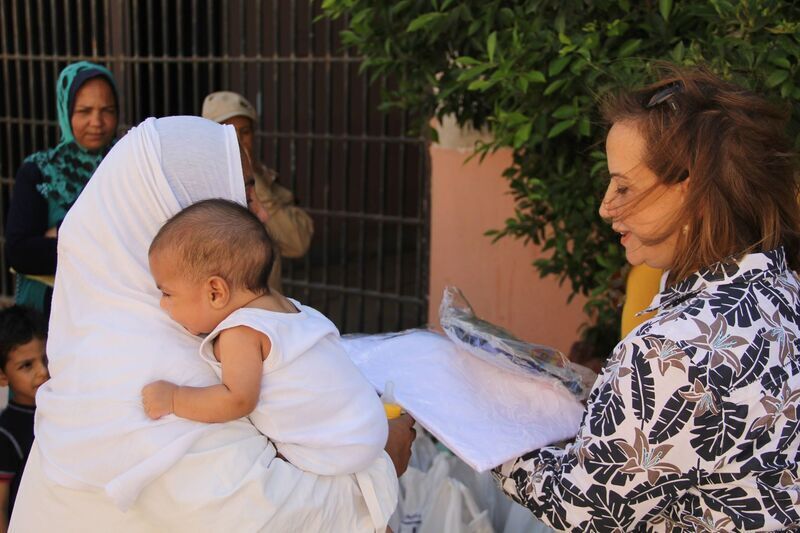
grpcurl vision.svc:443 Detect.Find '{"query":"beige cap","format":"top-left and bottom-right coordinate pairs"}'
top-left (201, 91), bottom-right (257, 123)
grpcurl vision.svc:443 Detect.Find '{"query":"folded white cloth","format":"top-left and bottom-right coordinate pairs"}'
top-left (13, 116), bottom-right (396, 532)
top-left (342, 331), bottom-right (586, 472)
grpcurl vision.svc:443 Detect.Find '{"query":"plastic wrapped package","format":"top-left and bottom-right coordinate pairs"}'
top-left (340, 330), bottom-right (584, 472)
top-left (439, 286), bottom-right (596, 400)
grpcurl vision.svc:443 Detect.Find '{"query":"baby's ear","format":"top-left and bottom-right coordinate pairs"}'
top-left (207, 276), bottom-right (230, 309)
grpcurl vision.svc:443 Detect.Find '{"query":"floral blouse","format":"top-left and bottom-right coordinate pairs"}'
top-left (495, 248), bottom-right (800, 531)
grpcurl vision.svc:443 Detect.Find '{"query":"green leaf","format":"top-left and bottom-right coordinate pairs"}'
top-left (548, 56), bottom-right (571, 77)
top-left (456, 63), bottom-right (493, 82)
top-left (487, 32), bottom-right (497, 62)
top-left (407, 12), bottom-right (445, 32)
top-left (526, 70), bottom-right (546, 83)
top-left (455, 56), bottom-right (482, 66)
top-left (468, 79), bottom-right (495, 91)
top-left (659, 0), bottom-right (672, 21)
top-left (514, 122), bottom-right (533, 148)
top-left (671, 41), bottom-right (684, 62)
top-left (552, 105), bottom-right (576, 119)
top-left (544, 78), bottom-right (567, 96)
top-left (547, 119), bottom-right (576, 139)
top-left (618, 38), bottom-right (642, 58)
top-left (769, 57), bottom-right (792, 70)
top-left (765, 69), bottom-right (789, 88)
top-left (578, 117), bottom-right (591, 137)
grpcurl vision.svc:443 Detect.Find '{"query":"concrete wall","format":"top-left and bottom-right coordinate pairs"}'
top-left (427, 117), bottom-right (586, 353)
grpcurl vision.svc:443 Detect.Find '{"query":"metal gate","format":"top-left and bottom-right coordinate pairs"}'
top-left (0, 0), bottom-right (430, 333)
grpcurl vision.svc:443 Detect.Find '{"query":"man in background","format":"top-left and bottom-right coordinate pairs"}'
top-left (202, 91), bottom-right (314, 292)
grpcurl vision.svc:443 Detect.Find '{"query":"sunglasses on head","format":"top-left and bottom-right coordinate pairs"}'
top-left (646, 82), bottom-right (690, 182)
top-left (646, 82), bottom-right (682, 111)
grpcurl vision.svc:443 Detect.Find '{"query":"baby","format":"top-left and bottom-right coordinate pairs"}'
top-left (141, 199), bottom-right (390, 479)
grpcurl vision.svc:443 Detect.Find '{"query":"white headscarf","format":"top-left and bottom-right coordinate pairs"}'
top-left (36, 116), bottom-right (247, 508)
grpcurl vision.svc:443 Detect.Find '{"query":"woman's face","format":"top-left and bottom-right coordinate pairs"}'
top-left (70, 77), bottom-right (118, 152)
top-left (599, 121), bottom-right (688, 270)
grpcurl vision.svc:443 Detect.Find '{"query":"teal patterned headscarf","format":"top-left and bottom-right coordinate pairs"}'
top-left (25, 61), bottom-right (119, 225)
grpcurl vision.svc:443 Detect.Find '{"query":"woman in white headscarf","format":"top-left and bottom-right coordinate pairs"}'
top-left (10, 116), bottom-right (412, 532)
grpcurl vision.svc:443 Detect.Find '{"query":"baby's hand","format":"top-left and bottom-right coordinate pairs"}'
top-left (142, 380), bottom-right (177, 419)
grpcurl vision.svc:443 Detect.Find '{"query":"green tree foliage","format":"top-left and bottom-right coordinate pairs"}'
top-left (321, 0), bottom-right (800, 354)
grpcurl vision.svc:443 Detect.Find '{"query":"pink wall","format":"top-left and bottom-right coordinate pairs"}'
top-left (428, 144), bottom-right (586, 354)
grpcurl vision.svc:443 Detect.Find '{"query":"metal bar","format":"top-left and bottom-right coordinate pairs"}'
top-left (317, 5), bottom-right (331, 311)
top-left (76, 0), bottom-right (84, 56)
top-left (221, 0), bottom-right (229, 88)
top-left (50, 0), bottom-right (59, 138)
top-left (376, 75), bottom-right (388, 329)
top-left (38, 0), bottom-right (56, 150)
top-left (147, 0), bottom-right (155, 115)
top-left (216, 130), bottom-right (420, 144)
top-left (63, 0), bottom-right (72, 57)
top-left (356, 63), bottom-right (368, 331)
top-left (161, 0), bottom-right (169, 114)
top-left (176, 0), bottom-right (184, 114)
top-left (103, 0), bottom-right (110, 62)
top-left (191, 0), bottom-right (198, 114)
top-left (416, 132), bottom-right (431, 326)
top-left (132, 0), bottom-right (141, 119)
top-left (90, 0), bottom-right (98, 57)
top-left (253, 0), bottom-right (260, 142)
top-left (1, 53), bottom-right (362, 64)
top-left (0, 3), bottom-right (12, 298)
top-left (301, 0), bottom-right (314, 292)
top-left (271, 0), bottom-right (280, 188)
top-left (206, 0), bottom-right (213, 89)
top-left (394, 105), bottom-right (410, 329)
top-left (281, 280), bottom-right (425, 305)
top-left (11, 1), bottom-right (26, 166)
top-left (337, 14), bottom-right (352, 329)
top-left (238, 0), bottom-right (245, 93)
top-left (23, 0), bottom-right (37, 141)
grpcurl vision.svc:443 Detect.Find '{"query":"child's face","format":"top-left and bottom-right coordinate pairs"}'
top-left (149, 250), bottom-right (221, 336)
top-left (0, 337), bottom-right (49, 406)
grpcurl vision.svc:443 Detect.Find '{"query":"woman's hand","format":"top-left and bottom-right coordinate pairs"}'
top-left (385, 414), bottom-right (416, 477)
top-left (142, 380), bottom-right (177, 419)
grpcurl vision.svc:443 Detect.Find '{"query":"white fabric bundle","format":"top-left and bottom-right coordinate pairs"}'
top-left (12, 117), bottom-right (396, 532)
top-left (342, 331), bottom-right (586, 472)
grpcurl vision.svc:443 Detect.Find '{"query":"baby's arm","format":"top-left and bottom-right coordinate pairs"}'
top-left (142, 326), bottom-right (267, 423)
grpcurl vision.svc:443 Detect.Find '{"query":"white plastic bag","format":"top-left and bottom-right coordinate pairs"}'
top-left (439, 286), bottom-right (595, 400)
top-left (393, 454), bottom-right (493, 533)
top-left (419, 478), bottom-right (494, 533)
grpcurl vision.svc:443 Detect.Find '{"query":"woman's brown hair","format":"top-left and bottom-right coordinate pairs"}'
top-left (601, 64), bottom-right (800, 283)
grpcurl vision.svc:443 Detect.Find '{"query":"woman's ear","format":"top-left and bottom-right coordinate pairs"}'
top-left (0, 368), bottom-right (9, 387)
top-left (679, 173), bottom-right (691, 194)
top-left (206, 276), bottom-right (230, 309)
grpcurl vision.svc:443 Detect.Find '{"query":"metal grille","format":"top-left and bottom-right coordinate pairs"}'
top-left (0, 0), bottom-right (430, 333)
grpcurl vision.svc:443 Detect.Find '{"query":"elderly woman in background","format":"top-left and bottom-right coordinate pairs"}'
top-left (495, 66), bottom-right (800, 530)
top-left (5, 61), bottom-right (118, 317)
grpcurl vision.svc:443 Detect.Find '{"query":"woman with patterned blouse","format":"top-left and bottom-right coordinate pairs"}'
top-left (495, 66), bottom-right (800, 531)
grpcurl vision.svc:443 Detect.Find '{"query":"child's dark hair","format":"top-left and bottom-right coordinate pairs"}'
top-left (0, 306), bottom-right (47, 370)
top-left (149, 198), bottom-right (276, 294)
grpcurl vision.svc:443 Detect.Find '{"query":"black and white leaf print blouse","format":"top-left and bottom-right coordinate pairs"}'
top-left (494, 248), bottom-right (800, 531)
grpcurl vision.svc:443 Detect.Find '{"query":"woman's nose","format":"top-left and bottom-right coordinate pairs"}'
top-left (599, 186), bottom-right (613, 220)
top-left (89, 110), bottom-right (102, 127)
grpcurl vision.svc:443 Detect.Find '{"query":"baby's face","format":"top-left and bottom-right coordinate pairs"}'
top-left (149, 250), bottom-right (220, 336)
